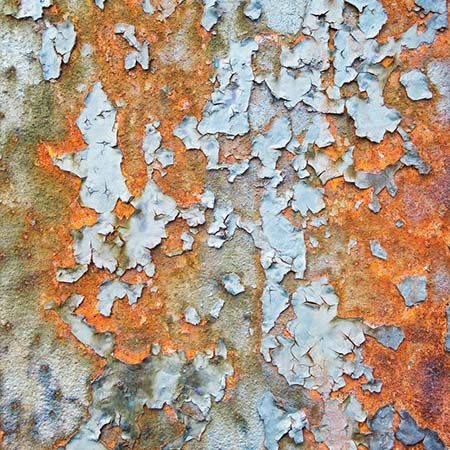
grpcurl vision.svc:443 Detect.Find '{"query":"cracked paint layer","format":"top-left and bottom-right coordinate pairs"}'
top-left (0, 0), bottom-right (449, 449)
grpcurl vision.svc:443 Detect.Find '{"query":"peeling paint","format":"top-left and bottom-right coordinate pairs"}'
top-left (1, 0), bottom-right (449, 448)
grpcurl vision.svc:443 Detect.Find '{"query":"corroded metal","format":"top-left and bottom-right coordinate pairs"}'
top-left (0, 0), bottom-right (449, 449)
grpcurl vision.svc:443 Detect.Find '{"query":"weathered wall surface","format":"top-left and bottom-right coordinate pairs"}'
top-left (0, 0), bottom-right (449, 449)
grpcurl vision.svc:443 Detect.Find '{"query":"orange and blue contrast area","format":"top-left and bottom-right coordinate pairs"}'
top-left (0, 0), bottom-right (448, 448)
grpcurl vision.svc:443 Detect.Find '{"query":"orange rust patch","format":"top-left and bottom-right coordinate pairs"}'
top-left (23, 0), bottom-right (450, 446)
top-left (353, 133), bottom-right (405, 172)
top-left (114, 199), bottom-right (136, 219)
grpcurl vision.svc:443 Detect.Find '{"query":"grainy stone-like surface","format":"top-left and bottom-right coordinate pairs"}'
top-left (0, 0), bottom-right (449, 449)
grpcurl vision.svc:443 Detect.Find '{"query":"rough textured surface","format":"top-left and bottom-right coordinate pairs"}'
top-left (0, 0), bottom-right (449, 449)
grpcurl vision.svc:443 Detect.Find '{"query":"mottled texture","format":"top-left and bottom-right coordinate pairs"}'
top-left (1, 0), bottom-right (449, 448)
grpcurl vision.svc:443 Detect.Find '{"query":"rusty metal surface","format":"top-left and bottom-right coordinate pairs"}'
top-left (0, 0), bottom-right (449, 449)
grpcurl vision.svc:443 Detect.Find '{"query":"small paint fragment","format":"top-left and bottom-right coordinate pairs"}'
top-left (94, 0), bottom-right (106, 9)
top-left (207, 204), bottom-right (238, 248)
top-left (396, 275), bottom-right (428, 307)
top-left (365, 325), bottom-right (405, 350)
top-left (55, 264), bottom-right (88, 283)
top-left (396, 410), bottom-right (447, 449)
top-left (259, 189), bottom-right (306, 281)
top-left (141, 0), bottom-right (155, 14)
top-left (346, 96), bottom-right (401, 143)
top-left (265, 68), bottom-right (312, 109)
top-left (40, 20), bottom-right (76, 81)
top-left (114, 24), bottom-right (149, 70)
top-left (309, 236), bottom-right (319, 248)
top-left (201, 0), bottom-right (222, 31)
top-left (97, 279), bottom-right (146, 316)
top-left (292, 180), bottom-right (325, 217)
top-left (14, 0), bottom-right (52, 20)
top-left (400, 69), bottom-right (433, 101)
top-left (396, 410), bottom-right (425, 445)
top-left (221, 273), bottom-right (245, 296)
top-left (261, 283), bottom-right (289, 333)
top-left (210, 299), bottom-right (225, 319)
top-left (358, 0), bottom-right (387, 38)
top-left (251, 115), bottom-right (292, 180)
top-left (258, 391), bottom-right (308, 450)
top-left (151, 343), bottom-right (160, 355)
top-left (366, 404), bottom-right (395, 449)
top-left (370, 240), bottom-right (388, 260)
top-left (184, 306), bottom-right (201, 325)
top-left (181, 231), bottom-right (194, 251)
top-left (401, 141), bottom-right (431, 175)
top-left (244, 0), bottom-right (262, 20)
